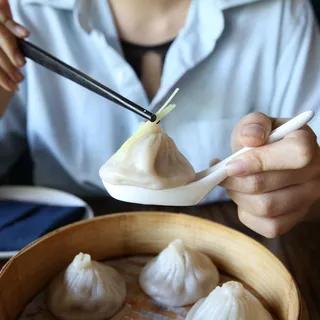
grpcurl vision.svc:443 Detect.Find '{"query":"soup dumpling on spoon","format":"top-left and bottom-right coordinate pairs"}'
top-left (99, 89), bottom-right (196, 190)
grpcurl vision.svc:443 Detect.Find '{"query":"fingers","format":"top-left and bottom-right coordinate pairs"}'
top-left (223, 171), bottom-right (300, 194)
top-left (228, 181), bottom-right (317, 219)
top-left (2, 19), bottom-right (29, 38)
top-left (0, 23), bottom-right (25, 68)
top-left (0, 48), bottom-right (23, 79)
top-left (231, 112), bottom-right (273, 151)
top-left (228, 113), bottom-right (319, 238)
top-left (222, 156), bottom-right (320, 194)
top-left (238, 207), bottom-right (308, 238)
top-left (0, 5), bottom-right (29, 92)
top-left (226, 129), bottom-right (319, 176)
top-left (0, 67), bottom-right (17, 91)
top-left (0, 5), bottom-right (29, 38)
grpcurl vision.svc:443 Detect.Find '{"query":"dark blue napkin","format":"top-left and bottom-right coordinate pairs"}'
top-left (0, 200), bottom-right (86, 251)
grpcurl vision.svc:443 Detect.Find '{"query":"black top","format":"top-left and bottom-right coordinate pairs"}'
top-left (120, 39), bottom-right (174, 79)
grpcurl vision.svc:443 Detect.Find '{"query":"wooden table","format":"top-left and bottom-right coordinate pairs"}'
top-left (1, 199), bottom-right (320, 319)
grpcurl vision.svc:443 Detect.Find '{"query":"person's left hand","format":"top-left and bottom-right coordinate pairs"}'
top-left (220, 112), bottom-right (320, 238)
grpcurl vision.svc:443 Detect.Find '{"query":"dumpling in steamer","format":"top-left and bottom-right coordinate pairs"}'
top-left (99, 121), bottom-right (195, 190)
top-left (186, 281), bottom-right (273, 320)
top-left (46, 253), bottom-right (126, 320)
top-left (139, 239), bottom-right (219, 307)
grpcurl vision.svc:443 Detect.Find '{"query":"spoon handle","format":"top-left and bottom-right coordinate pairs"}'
top-left (213, 111), bottom-right (315, 171)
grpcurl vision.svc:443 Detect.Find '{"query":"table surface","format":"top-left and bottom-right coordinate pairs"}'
top-left (1, 198), bottom-right (320, 319)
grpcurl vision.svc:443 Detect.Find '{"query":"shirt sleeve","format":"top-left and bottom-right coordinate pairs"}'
top-left (0, 80), bottom-right (28, 179)
top-left (269, 0), bottom-right (320, 141)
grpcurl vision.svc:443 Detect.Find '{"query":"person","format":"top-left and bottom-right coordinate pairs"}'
top-left (0, 0), bottom-right (319, 238)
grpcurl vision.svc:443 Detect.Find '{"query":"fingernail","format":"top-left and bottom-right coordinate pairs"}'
top-left (226, 159), bottom-right (247, 176)
top-left (14, 70), bottom-right (24, 82)
top-left (14, 25), bottom-right (28, 37)
top-left (3, 20), bottom-right (28, 37)
top-left (241, 124), bottom-right (265, 140)
top-left (15, 51), bottom-right (26, 67)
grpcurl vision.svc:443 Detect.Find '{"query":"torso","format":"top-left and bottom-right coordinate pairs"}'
top-left (3, 0), bottom-right (319, 203)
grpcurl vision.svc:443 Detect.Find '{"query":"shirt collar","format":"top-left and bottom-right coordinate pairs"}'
top-left (21, 0), bottom-right (265, 35)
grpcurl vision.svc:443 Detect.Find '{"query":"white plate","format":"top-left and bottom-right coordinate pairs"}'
top-left (0, 186), bottom-right (94, 259)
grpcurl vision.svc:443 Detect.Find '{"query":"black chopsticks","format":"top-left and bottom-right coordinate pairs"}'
top-left (18, 39), bottom-right (157, 122)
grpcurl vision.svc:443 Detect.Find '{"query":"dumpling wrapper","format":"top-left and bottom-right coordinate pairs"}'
top-left (186, 281), bottom-right (273, 320)
top-left (139, 239), bottom-right (220, 307)
top-left (46, 253), bottom-right (126, 320)
top-left (99, 122), bottom-right (196, 190)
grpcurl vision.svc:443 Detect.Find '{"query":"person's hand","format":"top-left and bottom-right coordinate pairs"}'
top-left (220, 112), bottom-right (320, 238)
top-left (0, 0), bottom-right (29, 92)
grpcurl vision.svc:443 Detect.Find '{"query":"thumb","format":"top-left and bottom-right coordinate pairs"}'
top-left (231, 112), bottom-right (273, 152)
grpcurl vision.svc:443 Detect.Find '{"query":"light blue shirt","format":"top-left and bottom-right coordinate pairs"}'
top-left (1, 0), bottom-right (320, 203)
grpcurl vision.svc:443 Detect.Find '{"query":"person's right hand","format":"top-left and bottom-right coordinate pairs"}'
top-left (0, 0), bottom-right (29, 92)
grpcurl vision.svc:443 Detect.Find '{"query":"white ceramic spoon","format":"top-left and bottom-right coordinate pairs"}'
top-left (101, 111), bottom-right (315, 206)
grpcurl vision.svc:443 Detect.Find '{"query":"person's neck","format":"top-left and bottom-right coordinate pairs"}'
top-left (108, 0), bottom-right (192, 45)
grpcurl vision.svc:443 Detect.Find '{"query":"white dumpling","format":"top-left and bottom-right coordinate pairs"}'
top-left (99, 121), bottom-right (195, 190)
top-left (186, 281), bottom-right (273, 320)
top-left (139, 239), bottom-right (219, 307)
top-left (46, 253), bottom-right (126, 320)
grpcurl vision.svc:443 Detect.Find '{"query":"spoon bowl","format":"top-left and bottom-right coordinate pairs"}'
top-left (101, 111), bottom-right (315, 206)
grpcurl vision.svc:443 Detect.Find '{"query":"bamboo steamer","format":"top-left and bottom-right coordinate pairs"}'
top-left (0, 212), bottom-right (307, 320)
